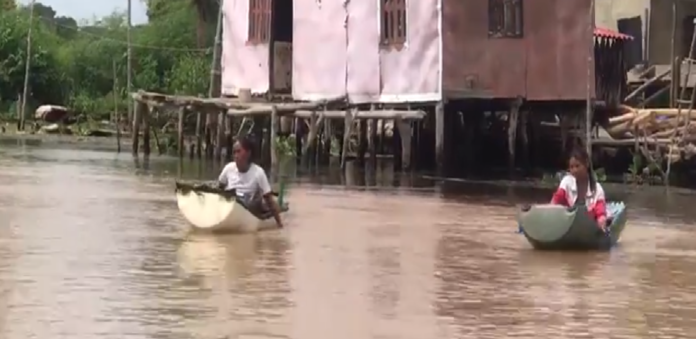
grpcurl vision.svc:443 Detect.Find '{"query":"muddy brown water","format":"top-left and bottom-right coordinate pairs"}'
top-left (1, 137), bottom-right (696, 338)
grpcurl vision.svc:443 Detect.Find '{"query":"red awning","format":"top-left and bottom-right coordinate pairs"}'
top-left (594, 27), bottom-right (633, 40)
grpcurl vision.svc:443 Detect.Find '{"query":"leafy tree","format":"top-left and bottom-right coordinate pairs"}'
top-left (0, 8), bottom-right (63, 114)
top-left (189, 0), bottom-right (218, 47)
top-left (54, 16), bottom-right (78, 39)
top-left (1, 0), bottom-right (16, 12)
top-left (0, 0), bottom-right (212, 122)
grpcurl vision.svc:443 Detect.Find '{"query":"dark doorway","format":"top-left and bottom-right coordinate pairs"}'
top-left (683, 15), bottom-right (696, 58)
top-left (617, 16), bottom-right (643, 69)
top-left (270, 0), bottom-right (293, 93)
top-left (272, 0), bottom-right (292, 43)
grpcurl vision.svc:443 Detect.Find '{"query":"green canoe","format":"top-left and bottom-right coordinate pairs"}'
top-left (517, 202), bottom-right (627, 250)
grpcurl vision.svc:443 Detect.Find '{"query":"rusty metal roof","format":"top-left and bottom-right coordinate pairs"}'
top-left (594, 27), bottom-right (633, 40)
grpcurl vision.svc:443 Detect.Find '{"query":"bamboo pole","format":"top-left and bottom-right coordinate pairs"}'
top-left (113, 59), bottom-right (121, 153)
top-left (127, 0), bottom-right (133, 126)
top-left (20, 0), bottom-right (36, 132)
top-left (670, 0), bottom-right (678, 108)
top-left (585, 0), bottom-right (595, 157)
top-left (624, 67), bottom-right (672, 102)
top-left (15, 93), bottom-right (20, 131)
top-left (208, 3), bottom-right (223, 98)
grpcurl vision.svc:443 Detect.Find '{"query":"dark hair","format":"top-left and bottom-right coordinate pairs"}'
top-left (236, 136), bottom-right (256, 161)
top-left (569, 147), bottom-right (596, 194)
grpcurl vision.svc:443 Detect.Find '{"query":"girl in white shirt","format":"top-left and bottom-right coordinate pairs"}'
top-left (550, 148), bottom-right (608, 231)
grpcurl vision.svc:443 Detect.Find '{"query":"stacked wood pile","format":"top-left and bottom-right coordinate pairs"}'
top-left (604, 105), bottom-right (696, 163)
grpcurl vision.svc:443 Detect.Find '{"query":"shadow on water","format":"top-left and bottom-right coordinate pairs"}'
top-left (2, 136), bottom-right (696, 338)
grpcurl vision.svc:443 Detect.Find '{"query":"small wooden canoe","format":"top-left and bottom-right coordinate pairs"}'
top-left (518, 202), bottom-right (627, 250)
top-left (175, 182), bottom-right (288, 234)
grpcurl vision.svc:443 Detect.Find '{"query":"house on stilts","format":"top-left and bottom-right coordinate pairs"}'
top-left (220, 0), bottom-right (633, 174)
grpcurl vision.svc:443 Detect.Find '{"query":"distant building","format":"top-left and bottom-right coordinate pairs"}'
top-left (596, 0), bottom-right (696, 68)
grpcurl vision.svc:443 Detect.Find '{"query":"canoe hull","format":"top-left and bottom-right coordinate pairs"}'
top-left (175, 184), bottom-right (282, 234)
top-left (518, 202), bottom-right (627, 251)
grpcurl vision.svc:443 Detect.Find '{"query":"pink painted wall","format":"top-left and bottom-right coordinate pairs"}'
top-left (220, 0), bottom-right (270, 96)
top-left (221, 0), bottom-right (441, 102)
top-left (377, 0), bottom-right (441, 102)
top-left (291, 0), bottom-right (347, 100)
top-left (293, 0), bottom-right (441, 103)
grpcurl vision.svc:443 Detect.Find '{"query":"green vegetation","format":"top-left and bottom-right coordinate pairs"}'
top-left (624, 152), bottom-right (663, 185)
top-left (274, 135), bottom-right (296, 159)
top-left (0, 0), bottom-right (218, 124)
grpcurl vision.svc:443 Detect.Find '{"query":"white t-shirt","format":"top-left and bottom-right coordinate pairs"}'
top-left (218, 162), bottom-right (272, 198)
top-left (557, 175), bottom-right (605, 207)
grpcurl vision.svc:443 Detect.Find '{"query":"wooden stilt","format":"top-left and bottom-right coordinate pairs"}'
top-left (251, 116), bottom-right (264, 160)
top-left (270, 105), bottom-right (278, 168)
top-left (294, 118), bottom-right (303, 163)
top-left (314, 120), bottom-right (321, 167)
top-left (520, 110), bottom-right (529, 169)
top-left (302, 111), bottom-right (324, 166)
top-left (195, 108), bottom-right (202, 158)
top-left (379, 119), bottom-right (386, 153)
top-left (204, 110), bottom-right (212, 158)
top-left (357, 119), bottom-right (367, 166)
top-left (369, 118), bottom-right (377, 165)
top-left (435, 101), bottom-right (445, 173)
top-left (280, 116), bottom-right (291, 135)
top-left (341, 109), bottom-right (355, 169)
top-left (261, 116), bottom-right (271, 165)
top-left (462, 113), bottom-right (474, 174)
top-left (393, 118), bottom-right (402, 171)
top-left (226, 115), bottom-right (234, 161)
top-left (337, 119), bottom-right (344, 162)
top-left (151, 119), bottom-right (163, 155)
top-left (177, 107), bottom-right (185, 158)
top-left (395, 117), bottom-right (412, 170)
top-left (507, 97), bottom-right (523, 173)
top-left (143, 106), bottom-right (152, 156)
top-left (321, 115), bottom-right (332, 165)
top-left (582, 105), bottom-right (592, 158)
top-left (215, 111), bottom-right (225, 160)
top-left (132, 101), bottom-right (144, 155)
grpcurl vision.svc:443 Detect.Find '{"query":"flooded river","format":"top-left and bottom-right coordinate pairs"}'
top-left (1, 137), bottom-right (696, 338)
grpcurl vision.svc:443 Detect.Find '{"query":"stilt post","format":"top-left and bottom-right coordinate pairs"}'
top-left (132, 101), bottom-right (143, 155)
top-left (143, 105), bottom-right (152, 156)
top-left (270, 105), bottom-right (278, 168)
top-left (177, 107), bottom-right (185, 158)
top-left (507, 97), bottom-right (523, 174)
top-left (435, 101), bottom-right (445, 173)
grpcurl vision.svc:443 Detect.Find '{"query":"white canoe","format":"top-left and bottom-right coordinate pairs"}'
top-left (176, 183), bottom-right (282, 233)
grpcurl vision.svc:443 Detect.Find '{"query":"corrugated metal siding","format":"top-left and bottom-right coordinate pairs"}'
top-left (594, 27), bottom-right (633, 40)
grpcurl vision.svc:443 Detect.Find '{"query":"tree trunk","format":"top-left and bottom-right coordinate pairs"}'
top-left (196, 18), bottom-right (206, 48)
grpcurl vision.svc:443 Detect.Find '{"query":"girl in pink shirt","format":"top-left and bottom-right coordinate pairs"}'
top-left (551, 148), bottom-right (608, 231)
